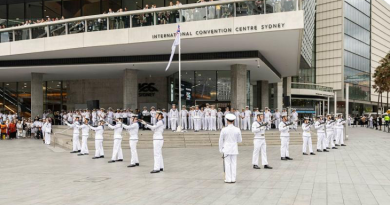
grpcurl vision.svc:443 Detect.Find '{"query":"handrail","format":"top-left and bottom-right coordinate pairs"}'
top-left (291, 82), bottom-right (333, 92)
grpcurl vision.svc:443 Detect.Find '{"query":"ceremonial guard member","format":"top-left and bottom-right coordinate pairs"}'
top-left (142, 112), bottom-right (165, 173)
top-left (189, 106), bottom-right (194, 130)
top-left (150, 107), bottom-right (156, 125)
top-left (92, 109), bottom-right (97, 126)
top-left (107, 108), bottom-right (114, 125)
top-left (219, 113), bottom-right (242, 183)
top-left (107, 118), bottom-right (124, 163)
top-left (123, 116), bottom-right (140, 167)
top-left (181, 105), bottom-right (188, 130)
top-left (77, 118), bottom-right (90, 156)
top-left (244, 106), bottom-right (252, 130)
top-left (252, 113), bottom-right (273, 169)
top-left (224, 107), bottom-right (230, 127)
top-left (210, 105), bottom-right (217, 131)
top-left (279, 114), bottom-right (293, 160)
top-left (200, 107), bottom-right (205, 130)
top-left (281, 108), bottom-right (288, 119)
top-left (315, 116), bottom-right (328, 152)
top-left (335, 114), bottom-right (346, 146)
top-left (65, 116), bottom-right (81, 153)
top-left (43, 118), bottom-right (52, 145)
top-left (169, 104), bottom-right (178, 131)
top-left (325, 114), bottom-right (337, 150)
top-left (302, 117), bottom-right (315, 155)
top-left (193, 106), bottom-right (201, 132)
top-left (217, 108), bottom-right (223, 130)
top-left (89, 120), bottom-right (105, 159)
top-left (274, 108), bottom-right (281, 129)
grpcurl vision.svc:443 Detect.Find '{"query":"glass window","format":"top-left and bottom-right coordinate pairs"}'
top-left (344, 2), bottom-right (370, 30)
top-left (345, 0), bottom-right (370, 16)
top-left (347, 84), bottom-right (369, 101)
top-left (3, 83), bottom-right (18, 116)
top-left (0, 5), bottom-right (6, 28)
top-left (0, 83), bottom-right (4, 113)
top-left (344, 35), bottom-right (370, 59)
top-left (26, 1), bottom-right (43, 22)
top-left (9, 3), bottom-right (25, 27)
top-left (63, 0), bottom-right (81, 18)
top-left (18, 82), bottom-right (31, 118)
top-left (44, 0), bottom-right (62, 19)
top-left (344, 67), bottom-right (370, 86)
top-left (194, 71), bottom-right (216, 101)
top-left (45, 81), bottom-right (62, 113)
top-left (123, 0), bottom-right (142, 11)
top-left (344, 51), bottom-right (370, 73)
top-left (182, 71), bottom-right (195, 106)
top-left (83, 0), bottom-right (101, 16)
top-left (344, 19), bottom-right (370, 44)
top-left (217, 71), bottom-right (231, 101)
top-left (102, 0), bottom-right (122, 13)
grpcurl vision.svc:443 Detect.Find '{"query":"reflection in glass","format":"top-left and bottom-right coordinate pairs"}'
top-left (195, 71), bottom-right (216, 101)
top-left (87, 18), bottom-right (107, 32)
top-left (26, 1), bottom-right (43, 22)
top-left (217, 71), bottom-right (231, 101)
top-left (14, 29), bottom-right (30, 41)
top-left (45, 81), bottom-right (62, 112)
top-left (0, 31), bottom-right (13, 43)
top-left (18, 82), bottom-right (31, 118)
top-left (3, 83), bottom-right (18, 116)
top-left (102, 0), bottom-right (122, 13)
top-left (49, 23), bottom-right (67, 36)
top-left (44, 0), bottom-right (62, 19)
top-left (32, 27), bottom-right (48, 39)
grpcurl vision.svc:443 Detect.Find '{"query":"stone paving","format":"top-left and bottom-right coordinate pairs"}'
top-left (1, 127), bottom-right (390, 205)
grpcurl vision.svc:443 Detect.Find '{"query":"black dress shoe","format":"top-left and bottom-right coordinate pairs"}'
top-left (77, 153), bottom-right (84, 156)
top-left (92, 157), bottom-right (99, 159)
top-left (332, 147), bottom-right (338, 149)
top-left (341, 144), bottom-right (346, 146)
top-left (160, 168), bottom-right (164, 171)
top-left (108, 160), bottom-right (116, 163)
top-left (310, 152), bottom-right (316, 155)
top-left (116, 159), bottom-right (123, 162)
top-left (317, 149), bottom-right (322, 152)
top-left (84, 153), bottom-right (89, 155)
top-left (264, 165), bottom-right (273, 169)
top-left (326, 147), bottom-right (330, 149)
top-left (253, 165), bottom-right (261, 169)
top-left (70, 151), bottom-right (78, 153)
top-left (100, 156), bottom-right (104, 158)
top-left (323, 149), bottom-right (329, 152)
top-left (281, 157), bottom-right (287, 160)
top-left (286, 157), bottom-right (293, 160)
top-left (127, 164), bottom-right (136, 167)
top-left (303, 153), bottom-right (308, 155)
top-left (135, 163), bottom-right (139, 166)
top-left (78, 150), bottom-right (81, 152)
top-left (335, 144), bottom-right (340, 146)
top-left (150, 170), bottom-right (160, 173)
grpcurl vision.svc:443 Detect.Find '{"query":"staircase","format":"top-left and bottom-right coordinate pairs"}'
top-left (52, 126), bottom-right (318, 150)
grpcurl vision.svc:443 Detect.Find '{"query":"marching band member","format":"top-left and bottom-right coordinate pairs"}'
top-left (325, 114), bottom-right (337, 150)
top-left (217, 108), bottom-right (223, 130)
top-left (123, 116), bottom-right (140, 167)
top-left (252, 113), bottom-right (273, 169)
top-left (302, 117), bottom-right (315, 155)
top-left (219, 113), bottom-right (242, 183)
top-left (89, 120), bottom-right (105, 159)
top-left (244, 106), bottom-right (251, 130)
top-left (181, 105), bottom-right (188, 130)
top-left (169, 104), bottom-right (178, 131)
top-left (76, 118), bottom-right (90, 156)
top-left (335, 114), bottom-right (346, 146)
top-left (107, 118), bottom-right (124, 163)
top-left (65, 116), bottom-right (81, 153)
top-left (142, 112), bottom-right (165, 173)
top-left (193, 106), bottom-right (201, 132)
top-left (279, 114), bottom-right (293, 160)
top-left (315, 115), bottom-right (328, 152)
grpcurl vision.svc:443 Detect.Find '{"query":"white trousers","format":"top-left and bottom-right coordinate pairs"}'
top-left (302, 136), bottom-right (313, 153)
top-left (317, 132), bottom-right (326, 150)
top-left (335, 129), bottom-right (344, 145)
top-left (326, 131), bottom-right (335, 148)
top-left (151, 117), bottom-right (156, 125)
top-left (17, 130), bottom-right (23, 138)
top-left (211, 117), bottom-right (216, 131)
top-left (167, 118), bottom-right (171, 129)
top-left (45, 133), bottom-right (51, 145)
top-left (194, 119), bottom-right (201, 131)
top-left (202, 118), bottom-right (205, 130)
top-left (129, 140), bottom-right (139, 165)
top-left (205, 117), bottom-right (211, 130)
top-left (111, 138), bottom-right (123, 160)
top-left (189, 117), bottom-right (193, 129)
top-left (234, 117), bottom-right (239, 127)
top-left (217, 117), bottom-right (223, 130)
top-left (92, 119), bottom-right (97, 126)
top-left (108, 118), bottom-right (113, 125)
top-left (171, 118), bottom-right (177, 131)
top-left (94, 139), bottom-right (104, 157)
top-left (72, 134), bottom-right (81, 151)
top-left (153, 140), bottom-right (164, 171)
top-left (81, 135), bottom-right (89, 154)
top-left (275, 119), bottom-right (280, 129)
top-left (280, 137), bottom-right (290, 157)
top-left (181, 117), bottom-right (187, 130)
top-left (252, 139), bottom-right (268, 166)
top-left (244, 118), bottom-right (251, 130)
top-left (224, 154), bottom-right (237, 183)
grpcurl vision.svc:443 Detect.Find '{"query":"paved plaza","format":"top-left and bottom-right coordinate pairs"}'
top-left (1, 127), bottom-right (390, 205)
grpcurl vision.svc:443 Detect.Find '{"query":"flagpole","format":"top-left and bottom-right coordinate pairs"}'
top-left (177, 25), bottom-right (182, 132)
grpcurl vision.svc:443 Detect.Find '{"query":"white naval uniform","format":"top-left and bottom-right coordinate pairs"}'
top-left (274, 112), bottom-right (281, 129)
top-left (217, 111), bottom-right (223, 130)
top-left (107, 123), bottom-right (124, 161)
top-left (252, 121), bottom-right (269, 166)
top-left (169, 109), bottom-right (178, 131)
top-left (181, 109), bottom-right (188, 130)
top-left (43, 122), bottom-right (52, 145)
top-left (205, 108), bottom-right (211, 130)
top-left (279, 121), bottom-right (290, 158)
top-left (210, 109), bottom-right (217, 131)
top-left (201, 110), bottom-right (205, 130)
top-left (162, 112), bottom-right (167, 128)
top-left (146, 120), bottom-right (165, 171)
top-left (325, 120), bottom-right (335, 148)
top-left (89, 125), bottom-right (105, 157)
top-left (302, 123), bottom-right (313, 153)
top-left (291, 112), bottom-right (298, 129)
top-left (189, 110), bottom-right (194, 130)
top-left (107, 111), bottom-right (114, 124)
top-left (234, 111), bottom-right (240, 127)
top-left (244, 110), bottom-right (252, 130)
top-left (77, 123), bottom-right (90, 154)
top-left (315, 120), bottom-right (326, 150)
top-left (65, 121), bottom-right (81, 151)
top-left (335, 119), bottom-right (345, 145)
top-left (264, 111), bottom-right (272, 130)
top-left (193, 110), bottom-right (201, 131)
top-left (219, 124), bottom-right (242, 183)
top-left (223, 111), bottom-right (230, 127)
top-left (123, 123), bottom-right (140, 165)
top-left (240, 112), bottom-right (245, 129)
top-left (150, 110), bottom-right (156, 125)
top-left (167, 111), bottom-right (171, 129)
top-left (92, 111), bottom-right (97, 126)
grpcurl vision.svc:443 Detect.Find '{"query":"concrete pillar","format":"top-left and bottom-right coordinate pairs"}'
top-left (283, 77), bottom-right (292, 114)
top-left (334, 91), bottom-right (337, 115)
top-left (31, 73), bottom-right (43, 118)
top-left (257, 80), bottom-right (269, 109)
top-left (231, 64), bottom-right (247, 110)
top-left (123, 69), bottom-right (138, 110)
top-left (276, 81), bottom-right (283, 110)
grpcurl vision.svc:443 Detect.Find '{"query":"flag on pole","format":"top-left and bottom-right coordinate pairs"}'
top-left (165, 25), bottom-right (181, 71)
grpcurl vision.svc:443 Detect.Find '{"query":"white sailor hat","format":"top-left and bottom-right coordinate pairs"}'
top-left (156, 111), bottom-right (162, 114)
top-left (254, 108), bottom-right (259, 110)
top-left (206, 103), bottom-right (210, 106)
top-left (182, 105), bottom-right (186, 108)
top-left (143, 106), bottom-right (147, 109)
top-left (162, 108), bottom-right (166, 111)
top-left (246, 106), bottom-right (249, 108)
top-left (260, 110), bottom-right (264, 112)
top-left (281, 113), bottom-right (287, 117)
top-left (258, 112), bottom-right (264, 115)
top-left (172, 104), bottom-right (176, 106)
top-left (218, 108), bottom-right (221, 110)
top-left (304, 117), bottom-right (310, 120)
top-left (225, 113), bottom-right (236, 121)
top-left (317, 115), bottom-right (322, 118)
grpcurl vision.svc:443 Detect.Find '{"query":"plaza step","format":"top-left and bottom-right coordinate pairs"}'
top-left (52, 125), bottom-right (318, 150)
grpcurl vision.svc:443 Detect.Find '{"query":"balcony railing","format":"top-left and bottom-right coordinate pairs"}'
top-left (291, 82), bottom-right (334, 93)
top-left (0, 0), bottom-right (303, 43)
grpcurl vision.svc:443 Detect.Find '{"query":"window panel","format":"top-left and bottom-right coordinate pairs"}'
top-left (344, 19), bottom-right (370, 44)
top-left (83, 0), bottom-right (101, 16)
top-left (102, 0), bottom-right (122, 13)
top-left (9, 3), bottom-right (25, 27)
top-left (18, 82), bottom-right (31, 118)
top-left (26, 1), bottom-right (43, 22)
top-left (344, 35), bottom-right (370, 59)
top-left (3, 83), bottom-right (18, 116)
top-left (44, 0), bottom-right (62, 19)
top-left (0, 5), bottom-right (6, 27)
top-left (344, 2), bottom-right (370, 30)
top-left (345, 0), bottom-right (370, 16)
top-left (195, 71), bottom-right (216, 101)
top-left (344, 51), bottom-right (370, 73)
top-left (217, 71), bottom-right (231, 101)
top-left (344, 66), bottom-right (370, 87)
top-left (63, 0), bottom-right (81, 18)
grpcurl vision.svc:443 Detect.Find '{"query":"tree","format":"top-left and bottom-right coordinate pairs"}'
top-left (373, 52), bottom-right (390, 114)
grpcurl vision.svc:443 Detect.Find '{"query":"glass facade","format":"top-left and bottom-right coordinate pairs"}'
top-left (343, 0), bottom-right (371, 101)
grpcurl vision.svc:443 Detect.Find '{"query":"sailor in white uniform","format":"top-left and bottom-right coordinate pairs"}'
top-left (142, 112), bottom-right (165, 173)
top-left (107, 108), bottom-right (114, 125)
top-left (180, 105), bottom-right (188, 130)
top-left (335, 114), bottom-right (346, 146)
top-left (252, 113), bottom-right (273, 169)
top-left (210, 105), bottom-right (217, 131)
top-left (189, 106), bottom-right (194, 130)
top-left (43, 118), bottom-right (52, 145)
top-left (193, 106), bottom-right (201, 132)
top-left (217, 108), bottom-right (223, 130)
top-left (162, 108), bottom-right (167, 128)
top-left (223, 107), bottom-right (230, 127)
top-left (302, 117), bottom-right (315, 155)
top-left (219, 113), bottom-right (242, 183)
top-left (204, 104), bottom-right (211, 131)
top-left (244, 106), bottom-right (252, 130)
top-left (150, 107), bottom-right (156, 125)
top-left (107, 118), bottom-right (124, 163)
top-left (273, 109), bottom-right (281, 129)
top-left (169, 104), bottom-right (179, 131)
top-left (89, 120), bottom-right (105, 159)
top-left (123, 116), bottom-right (140, 167)
top-left (325, 114), bottom-right (337, 150)
top-left (264, 108), bottom-right (272, 130)
top-left (290, 109), bottom-right (298, 130)
top-left (76, 118), bottom-right (90, 156)
top-left (65, 116), bottom-right (81, 153)
top-left (315, 115), bottom-right (328, 152)
top-left (233, 108), bottom-right (240, 128)
top-left (279, 114), bottom-right (293, 160)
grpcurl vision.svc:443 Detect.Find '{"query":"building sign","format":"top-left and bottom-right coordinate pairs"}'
top-left (138, 83), bottom-right (158, 97)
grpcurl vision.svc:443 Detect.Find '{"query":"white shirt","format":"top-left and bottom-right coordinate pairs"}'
top-left (326, 120), bottom-right (334, 132)
top-left (170, 109), bottom-right (178, 119)
top-left (43, 122), bottom-right (51, 134)
top-left (123, 123), bottom-right (139, 140)
top-left (244, 110), bottom-right (252, 118)
top-left (77, 123), bottom-right (90, 136)
top-left (107, 122), bottom-right (123, 138)
top-left (65, 121), bottom-right (80, 134)
top-left (336, 119), bottom-right (345, 129)
top-left (219, 124), bottom-right (242, 155)
top-left (217, 111), bottom-right (223, 118)
top-left (89, 125), bottom-right (104, 140)
top-left (181, 110), bottom-right (188, 118)
top-left (314, 121), bottom-right (325, 133)
top-left (279, 121), bottom-right (290, 137)
top-left (291, 112), bottom-right (298, 121)
top-left (193, 110), bottom-right (201, 119)
top-left (274, 112), bottom-right (281, 119)
top-left (146, 120), bottom-right (165, 140)
top-left (252, 121), bottom-right (266, 139)
top-left (210, 109), bottom-right (217, 118)
top-left (302, 123), bottom-right (311, 137)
